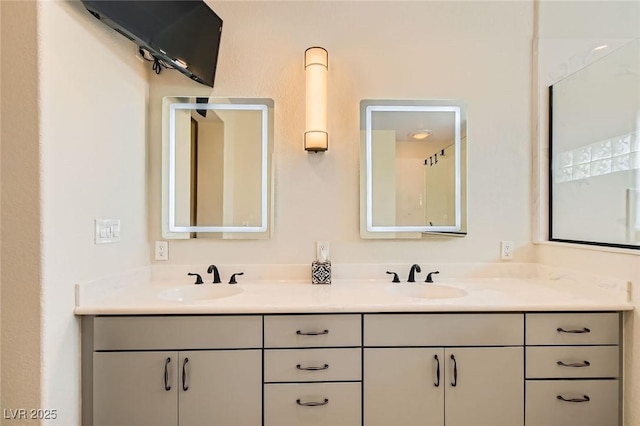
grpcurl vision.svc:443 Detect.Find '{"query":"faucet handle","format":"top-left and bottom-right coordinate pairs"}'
top-left (425, 271), bottom-right (440, 283)
top-left (187, 273), bottom-right (204, 285)
top-left (386, 271), bottom-right (401, 283)
top-left (229, 272), bottom-right (244, 284)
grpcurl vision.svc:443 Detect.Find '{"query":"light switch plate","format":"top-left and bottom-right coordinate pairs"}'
top-left (95, 219), bottom-right (121, 244)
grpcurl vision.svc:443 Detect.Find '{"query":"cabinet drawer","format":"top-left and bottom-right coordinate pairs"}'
top-left (264, 382), bottom-right (361, 426)
top-left (526, 346), bottom-right (619, 379)
top-left (264, 315), bottom-right (361, 348)
top-left (265, 348), bottom-right (361, 382)
top-left (526, 380), bottom-right (619, 426)
top-left (93, 315), bottom-right (262, 350)
top-left (526, 313), bottom-right (619, 345)
top-left (364, 313), bottom-right (523, 346)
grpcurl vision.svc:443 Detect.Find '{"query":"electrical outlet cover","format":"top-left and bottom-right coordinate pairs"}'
top-left (501, 241), bottom-right (514, 260)
top-left (155, 241), bottom-right (169, 261)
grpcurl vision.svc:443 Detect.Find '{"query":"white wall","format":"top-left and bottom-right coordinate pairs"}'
top-left (37, 1), bottom-right (149, 422)
top-left (534, 1), bottom-right (640, 423)
top-left (0, 1), bottom-right (150, 424)
top-left (149, 0), bottom-right (535, 264)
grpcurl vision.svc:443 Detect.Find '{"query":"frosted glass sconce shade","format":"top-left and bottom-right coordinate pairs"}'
top-left (305, 47), bottom-right (328, 152)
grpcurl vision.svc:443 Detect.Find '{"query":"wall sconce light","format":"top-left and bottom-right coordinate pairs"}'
top-left (304, 47), bottom-right (328, 152)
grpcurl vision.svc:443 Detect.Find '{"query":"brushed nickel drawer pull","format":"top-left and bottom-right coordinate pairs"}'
top-left (296, 329), bottom-right (329, 336)
top-left (296, 364), bottom-right (329, 371)
top-left (557, 395), bottom-right (590, 403)
top-left (296, 398), bottom-right (329, 406)
top-left (557, 327), bottom-right (591, 334)
top-left (557, 360), bottom-right (591, 368)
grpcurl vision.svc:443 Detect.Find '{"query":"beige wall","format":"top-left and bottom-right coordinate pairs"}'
top-left (534, 1), bottom-right (640, 423)
top-left (197, 121), bottom-right (224, 227)
top-left (0, 0), bottom-right (3, 404)
top-left (149, 0), bottom-right (535, 264)
top-left (174, 108), bottom-right (193, 226)
top-left (1, 0), bottom-right (42, 416)
top-left (372, 130), bottom-right (397, 230)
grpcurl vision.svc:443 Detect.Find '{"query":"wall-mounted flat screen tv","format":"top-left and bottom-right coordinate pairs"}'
top-left (82, 0), bottom-right (223, 87)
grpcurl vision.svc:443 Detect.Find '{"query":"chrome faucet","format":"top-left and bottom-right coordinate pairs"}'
top-left (408, 264), bottom-right (421, 282)
top-left (207, 264), bottom-right (221, 283)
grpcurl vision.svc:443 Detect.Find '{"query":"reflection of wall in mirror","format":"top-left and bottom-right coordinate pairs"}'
top-left (218, 109), bottom-right (262, 233)
top-left (396, 140), bottom-right (435, 226)
top-left (371, 130), bottom-right (396, 228)
top-left (196, 119), bottom-right (224, 228)
top-left (174, 108), bottom-right (193, 228)
top-left (424, 144), bottom-right (455, 226)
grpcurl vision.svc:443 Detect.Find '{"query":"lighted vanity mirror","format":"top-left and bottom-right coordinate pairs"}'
top-left (360, 99), bottom-right (467, 239)
top-left (162, 97), bottom-right (273, 239)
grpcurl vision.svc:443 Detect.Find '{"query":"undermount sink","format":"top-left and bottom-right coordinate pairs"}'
top-left (386, 284), bottom-right (467, 299)
top-left (158, 285), bottom-right (243, 302)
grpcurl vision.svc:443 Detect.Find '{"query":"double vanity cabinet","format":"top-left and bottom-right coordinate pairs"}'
top-left (82, 311), bottom-right (622, 426)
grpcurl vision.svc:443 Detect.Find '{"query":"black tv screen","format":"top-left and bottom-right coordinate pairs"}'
top-left (82, 0), bottom-right (223, 87)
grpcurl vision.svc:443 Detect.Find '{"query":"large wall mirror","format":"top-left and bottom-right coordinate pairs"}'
top-left (162, 97), bottom-right (274, 239)
top-left (360, 99), bottom-right (467, 239)
top-left (550, 39), bottom-right (640, 248)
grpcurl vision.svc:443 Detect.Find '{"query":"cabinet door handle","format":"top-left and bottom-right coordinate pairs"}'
top-left (296, 329), bottom-right (329, 336)
top-left (557, 327), bottom-right (591, 334)
top-left (434, 354), bottom-right (440, 387)
top-left (557, 395), bottom-right (590, 403)
top-left (182, 357), bottom-right (189, 391)
top-left (557, 360), bottom-right (591, 368)
top-left (296, 398), bottom-right (329, 407)
top-left (296, 364), bottom-right (329, 371)
top-left (164, 357), bottom-right (172, 391)
top-left (450, 354), bottom-right (457, 387)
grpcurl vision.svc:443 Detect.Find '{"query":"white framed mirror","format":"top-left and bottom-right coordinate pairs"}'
top-left (162, 97), bottom-right (274, 239)
top-left (360, 99), bottom-right (467, 239)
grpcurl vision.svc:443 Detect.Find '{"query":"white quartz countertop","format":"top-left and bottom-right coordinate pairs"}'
top-left (75, 272), bottom-right (633, 315)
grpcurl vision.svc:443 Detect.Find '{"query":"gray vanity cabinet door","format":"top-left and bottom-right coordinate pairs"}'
top-left (444, 347), bottom-right (524, 426)
top-left (93, 351), bottom-right (178, 426)
top-left (364, 348), bottom-right (445, 426)
top-left (178, 350), bottom-right (262, 426)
